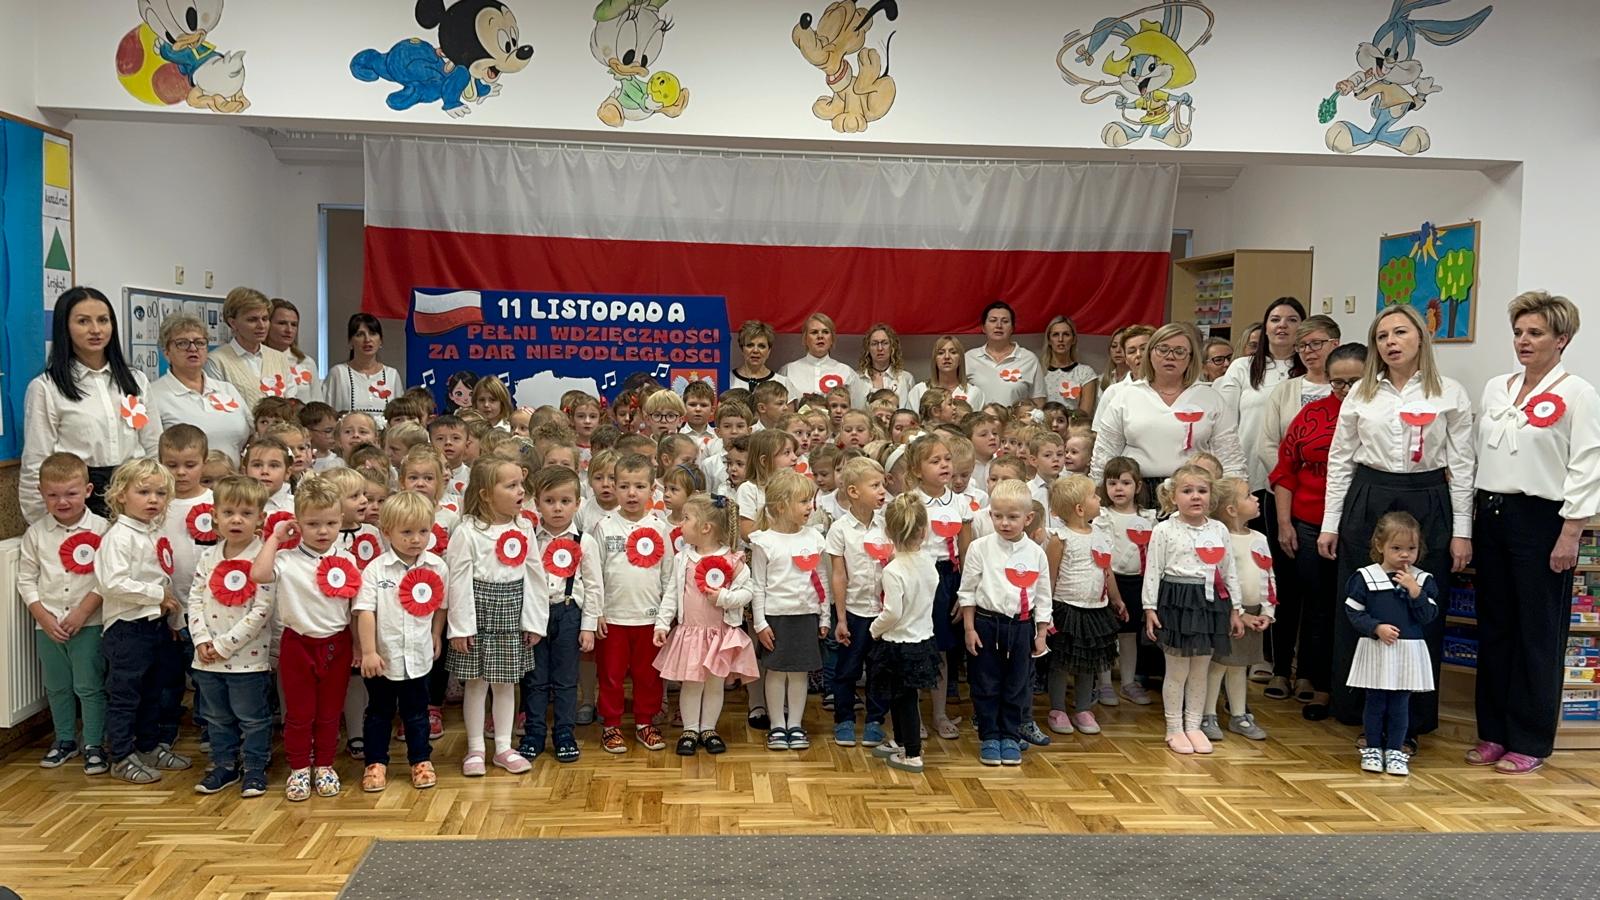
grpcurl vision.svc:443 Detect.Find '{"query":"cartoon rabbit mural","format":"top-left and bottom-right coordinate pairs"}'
top-left (1321, 1), bottom-right (1493, 155)
top-left (1056, 2), bottom-right (1215, 149)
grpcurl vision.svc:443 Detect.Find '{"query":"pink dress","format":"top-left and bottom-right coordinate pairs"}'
top-left (654, 550), bottom-right (760, 683)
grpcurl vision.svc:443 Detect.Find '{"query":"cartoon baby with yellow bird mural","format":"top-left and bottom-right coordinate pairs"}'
top-left (591, 0), bottom-right (688, 127)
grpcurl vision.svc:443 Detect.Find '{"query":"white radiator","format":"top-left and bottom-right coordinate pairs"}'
top-left (0, 537), bottom-right (46, 727)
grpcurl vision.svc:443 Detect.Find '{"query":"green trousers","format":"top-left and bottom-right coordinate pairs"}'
top-left (36, 625), bottom-right (108, 745)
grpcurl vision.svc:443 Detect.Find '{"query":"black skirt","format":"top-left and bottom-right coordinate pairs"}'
top-left (1048, 604), bottom-right (1120, 675)
top-left (1113, 572), bottom-right (1145, 636)
top-left (868, 638), bottom-right (942, 695)
top-left (1155, 577), bottom-right (1231, 658)
top-left (932, 560), bottom-right (961, 652)
top-left (758, 614), bottom-right (822, 672)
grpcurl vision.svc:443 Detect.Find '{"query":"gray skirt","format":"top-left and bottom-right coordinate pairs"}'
top-left (758, 614), bottom-right (822, 672)
top-left (447, 578), bottom-right (536, 684)
top-left (1215, 604), bottom-right (1266, 668)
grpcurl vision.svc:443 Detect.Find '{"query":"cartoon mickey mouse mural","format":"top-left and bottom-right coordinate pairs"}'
top-left (351, 0), bottom-right (534, 118)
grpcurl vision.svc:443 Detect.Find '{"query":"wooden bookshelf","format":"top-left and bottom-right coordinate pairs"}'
top-left (1169, 248), bottom-right (1314, 340)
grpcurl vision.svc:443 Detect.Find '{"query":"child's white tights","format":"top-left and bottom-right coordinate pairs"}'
top-left (464, 679), bottom-right (516, 754)
top-left (1161, 651), bottom-right (1212, 733)
top-left (679, 676), bottom-right (726, 733)
top-left (763, 670), bottom-right (809, 730)
top-left (1205, 664), bottom-right (1248, 719)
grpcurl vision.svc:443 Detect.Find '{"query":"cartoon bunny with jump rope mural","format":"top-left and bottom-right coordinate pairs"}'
top-left (1056, 1), bottom-right (1214, 149)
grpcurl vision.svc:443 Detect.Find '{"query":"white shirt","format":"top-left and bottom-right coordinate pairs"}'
top-left (442, 463), bottom-right (471, 506)
top-left (96, 516), bottom-right (169, 629)
top-left (920, 488), bottom-right (973, 564)
top-left (1476, 364), bottom-right (1600, 520)
top-left (870, 551), bottom-right (938, 643)
top-left (576, 497), bottom-right (617, 535)
top-left (736, 481), bottom-right (767, 522)
top-left (147, 373), bottom-right (253, 463)
top-left (780, 354), bottom-right (856, 400)
top-left (654, 544), bottom-right (753, 632)
top-left (849, 368), bottom-right (915, 408)
top-left (271, 543), bottom-right (360, 639)
top-left (265, 484), bottom-right (294, 515)
top-left (1096, 508), bottom-right (1157, 576)
top-left (728, 369), bottom-right (796, 399)
top-left (354, 550), bottom-right (448, 680)
top-left (1043, 362), bottom-right (1099, 410)
top-left (749, 527), bottom-right (832, 631)
top-left (593, 511), bottom-right (675, 626)
top-left (285, 352), bottom-right (321, 399)
top-left (965, 344), bottom-right (1045, 407)
top-left (1091, 373), bottom-right (1137, 432)
top-left (188, 539), bottom-right (275, 673)
top-left (956, 532), bottom-right (1053, 623)
top-left (1050, 526), bottom-right (1108, 609)
top-left (20, 364), bottom-right (161, 524)
top-left (19, 509), bottom-right (108, 625)
top-left (907, 380), bottom-right (986, 414)
top-left (1229, 530), bottom-right (1277, 619)
top-left (532, 524), bottom-right (604, 631)
top-left (1090, 380), bottom-right (1246, 482)
top-left (681, 423), bottom-right (720, 461)
top-left (1215, 356), bottom-right (1296, 492)
top-left (323, 363), bottom-right (404, 429)
top-left (1140, 517), bottom-right (1244, 613)
top-left (443, 519), bottom-right (551, 639)
top-left (161, 491), bottom-right (216, 627)
top-left (335, 523), bottom-right (386, 571)
top-left (1321, 373), bottom-right (1476, 538)
top-left (825, 509), bottom-right (890, 618)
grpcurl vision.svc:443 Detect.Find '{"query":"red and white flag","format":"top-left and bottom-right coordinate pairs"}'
top-left (361, 138), bottom-right (1176, 335)
top-left (412, 289), bottom-right (486, 335)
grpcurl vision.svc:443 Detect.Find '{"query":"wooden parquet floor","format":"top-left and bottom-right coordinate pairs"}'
top-left (7, 689), bottom-right (1600, 900)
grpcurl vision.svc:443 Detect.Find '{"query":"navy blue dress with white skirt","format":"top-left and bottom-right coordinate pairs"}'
top-left (1343, 564), bottom-right (1439, 693)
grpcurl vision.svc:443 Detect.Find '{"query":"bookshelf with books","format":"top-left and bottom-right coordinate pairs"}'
top-left (1170, 249), bottom-right (1314, 341)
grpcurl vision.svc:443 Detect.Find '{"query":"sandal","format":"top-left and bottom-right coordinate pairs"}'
top-left (934, 718), bottom-right (960, 740)
top-left (1494, 752), bottom-right (1545, 775)
top-left (1465, 741), bottom-right (1506, 766)
top-left (1302, 693), bottom-right (1331, 721)
top-left (1262, 676), bottom-right (1291, 700)
top-left (1294, 679), bottom-right (1317, 703)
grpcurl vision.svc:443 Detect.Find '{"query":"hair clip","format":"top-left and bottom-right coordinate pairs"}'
top-left (710, 495), bottom-right (727, 509)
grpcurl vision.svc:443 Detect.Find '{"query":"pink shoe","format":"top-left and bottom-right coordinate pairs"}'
top-left (1166, 732), bottom-right (1194, 755)
top-left (1494, 752), bottom-right (1545, 775)
top-left (1465, 741), bottom-right (1506, 766)
top-left (1070, 711), bottom-right (1101, 735)
top-left (462, 751), bottom-right (486, 777)
top-left (1046, 710), bottom-right (1075, 734)
top-left (1186, 730), bottom-right (1214, 754)
top-left (492, 749), bottom-right (531, 774)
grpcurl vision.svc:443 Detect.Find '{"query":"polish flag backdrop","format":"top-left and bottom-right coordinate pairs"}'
top-left (361, 138), bottom-right (1178, 336)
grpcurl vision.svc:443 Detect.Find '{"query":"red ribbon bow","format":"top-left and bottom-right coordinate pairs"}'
top-left (398, 567), bottom-right (445, 617)
top-left (818, 373), bottom-right (845, 393)
top-left (495, 530), bottom-right (529, 567)
top-left (186, 504), bottom-right (218, 544)
top-left (156, 537), bottom-right (175, 576)
top-left (316, 555), bottom-right (360, 600)
top-left (119, 395), bottom-right (149, 430)
top-left (264, 511), bottom-right (300, 551)
top-left (543, 537), bottom-right (582, 578)
top-left (1524, 393), bottom-right (1566, 429)
top-left (1005, 563), bottom-right (1039, 619)
top-left (209, 559), bottom-right (257, 607)
top-left (1126, 526), bottom-right (1152, 571)
top-left (792, 553), bottom-right (825, 606)
top-left (625, 527), bottom-right (664, 568)
top-left (59, 531), bottom-right (101, 575)
top-left (350, 532), bottom-right (382, 569)
top-left (930, 518), bottom-right (963, 569)
top-left (429, 523), bottom-right (450, 556)
top-left (1398, 407), bottom-right (1437, 463)
top-left (1251, 547), bottom-right (1278, 606)
top-left (694, 555), bottom-right (735, 593)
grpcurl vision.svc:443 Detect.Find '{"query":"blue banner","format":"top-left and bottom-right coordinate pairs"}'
top-left (406, 288), bottom-right (729, 410)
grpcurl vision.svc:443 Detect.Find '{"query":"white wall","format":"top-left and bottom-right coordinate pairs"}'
top-left (272, 161), bottom-right (364, 372)
top-left (0, 0), bottom-right (37, 120)
top-left (1174, 163), bottom-right (1528, 400)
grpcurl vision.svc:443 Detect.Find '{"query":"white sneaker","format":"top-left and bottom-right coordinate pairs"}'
top-left (1359, 748), bottom-right (1384, 773)
top-left (1385, 750), bottom-right (1410, 777)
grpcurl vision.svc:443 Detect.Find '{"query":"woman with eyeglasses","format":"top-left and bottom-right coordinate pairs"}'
top-left (1268, 342), bottom-right (1366, 721)
top-left (1251, 315), bottom-right (1341, 702)
top-left (146, 314), bottom-right (253, 463)
top-left (1200, 338), bottom-right (1234, 382)
top-left (850, 322), bottom-right (914, 407)
top-left (1090, 323), bottom-right (1245, 492)
top-left (1470, 292), bottom-right (1600, 775)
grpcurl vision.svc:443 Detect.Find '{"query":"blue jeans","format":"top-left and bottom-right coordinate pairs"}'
top-left (193, 670), bottom-right (273, 773)
top-left (832, 612), bottom-right (887, 725)
top-left (101, 618), bottom-right (166, 762)
top-left (969, 612), bottom-right (1033, 743)
top-left (1364, 688), bottom-right (1410, 752)
top-left (521, 601), bottom-right (581, 745)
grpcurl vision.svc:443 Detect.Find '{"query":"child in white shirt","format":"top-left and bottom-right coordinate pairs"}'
top-left (867, 494), bottom-right (942, 773)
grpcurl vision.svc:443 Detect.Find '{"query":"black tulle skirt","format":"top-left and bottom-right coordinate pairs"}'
top-left (1048, 603), bottom-right (1120, 675)
top-left (1155, 578), bottom-right (1231, 658)
top-left (868, 638), bottom-right (942, 695)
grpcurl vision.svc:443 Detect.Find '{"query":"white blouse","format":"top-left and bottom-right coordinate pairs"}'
top-left (271, 544), bottom-right (360, 639)
top-left (323, 363), bottom-right (404, 429)
top-left (1043, 362), bottom-right (1099, 411)
top-left (920, 488), bottom-right (973, 564)
top-left (871, 551), bottom-right (939, 643)
top-left (956, 532), bottom-right (1053, 623)
top-left (1215, 356), bottom-right (1296, 491)
top-left (1321, 374), bottom-right (1475, 539)
top-left (780, 354), bottom-right (857, 399)
top-left (1476, 365), bottom-right (1600, 520)
top-left (825, 509), bottom-right (890, 618)
top-left (443, 519), bottom-right (552, 640)
top-left (147, 373), bottom-right (253, 463)
top-left (1091, 373), bottom-right (1136, 432)
top-left (1050, 526), bottom-right (1109, 609)
top-left (353, 550), bottom-right (448, 680)
top-left (1139, 517), bottom-right (1244, 613)
top-left (95, 517), bottom-right (169, 628)
top-left (965, 344), bottom-right (1045, 408)
top-left (20, 363), bottom-right (160, 524)
top-left (749, 527), bottom-right (832, 630)
top-left (1089, 380), bottom-right (1246, 482)
top-left (849, 368), bottom-right (915, 408)
top-left (1228, 530), bottom-right (1277, 619)
top-left (1095, 509), bottom-right (1157, 576)
top-left (907, 380), bottom-right (986, 413)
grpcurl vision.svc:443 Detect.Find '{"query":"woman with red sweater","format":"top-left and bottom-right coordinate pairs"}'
top-left (1269, 343), bottom-right (1367, 720)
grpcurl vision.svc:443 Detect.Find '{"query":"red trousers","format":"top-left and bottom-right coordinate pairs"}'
top-left (597, 623), bottom-right (664, 727)
top-left (279, 627), bottom-right (352, 769)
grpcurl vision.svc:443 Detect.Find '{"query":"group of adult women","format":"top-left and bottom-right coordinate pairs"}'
top-left (19, 286), bottom-right (404, 522)
top-left (19, 282), bottom-right (1597, 772)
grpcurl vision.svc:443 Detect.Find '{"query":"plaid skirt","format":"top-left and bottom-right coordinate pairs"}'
top-left (447, 578), bottom-right (535, 684)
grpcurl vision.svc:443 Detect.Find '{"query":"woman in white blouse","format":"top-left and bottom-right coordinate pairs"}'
top-left (1470, 291), bottom-right (1600, 774)
top-left (1091, 324), bottom-right (1153, 431)
top-left (849, 322), bottom-right (915, 407)
top-left (1040, 315), bottom-right (1099, 412)
top-left (21, 287), bottom-right (161, 522)
top-left (1090, 323), bottom-right (1246, 493)
top-left (1216, 297), bottom-right (1306, 493)
top-left (267, 298), bottom-right (320, 399)
top-left (907, 335), bottom-right (985, 412)
top-left (323, 313), bottom-right (404, 429)
top-left (204, 287), bottom-right (310, 410)
top-left (728, 320), bottom-right (796, 397)
top-left (145, 315), bottom-right (253, 463)
top-left (964, 302), bottom-right (1045, 408)
top-left (780, 312), bottom-right (856, 400)
top-left (1317, 304), bottom-right (1474, 743)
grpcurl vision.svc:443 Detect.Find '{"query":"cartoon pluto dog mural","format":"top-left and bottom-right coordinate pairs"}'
top-left (792, 0), bottom-right (899, 134)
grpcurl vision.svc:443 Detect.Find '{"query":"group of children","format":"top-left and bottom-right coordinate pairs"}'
top-left (21, 364), bottom-right (1439, 798)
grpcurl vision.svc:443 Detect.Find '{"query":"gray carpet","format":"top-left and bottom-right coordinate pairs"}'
top-left (340, 833), bottom-right (1600, 899)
